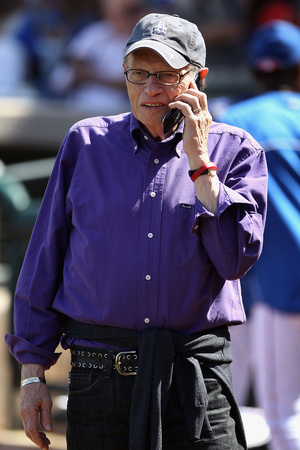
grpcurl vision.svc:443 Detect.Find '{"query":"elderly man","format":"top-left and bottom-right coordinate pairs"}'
top-left (6, 13), bottom-right (267, 450)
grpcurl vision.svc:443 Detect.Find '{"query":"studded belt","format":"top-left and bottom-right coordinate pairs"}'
top-left (70, 346), bottom-right (138, 375)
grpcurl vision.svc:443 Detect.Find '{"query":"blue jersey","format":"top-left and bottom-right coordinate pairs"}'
top-left (221, 91), bottom-right (300, 312)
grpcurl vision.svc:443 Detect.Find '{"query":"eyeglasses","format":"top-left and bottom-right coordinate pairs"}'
top-left (124, 69), bottom-right (192, 86)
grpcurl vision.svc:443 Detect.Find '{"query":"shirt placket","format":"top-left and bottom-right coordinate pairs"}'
top-left (136, 143), bottom-right (168, 330)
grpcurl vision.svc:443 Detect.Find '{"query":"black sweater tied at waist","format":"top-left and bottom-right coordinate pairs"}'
top-left (64, 319), bottom-right (246, 450)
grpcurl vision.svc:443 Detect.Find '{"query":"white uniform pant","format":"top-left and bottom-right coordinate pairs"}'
top-left (230, 303), bottom-right (300, 450)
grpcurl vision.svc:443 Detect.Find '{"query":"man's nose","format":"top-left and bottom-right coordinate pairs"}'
top-left (144, 75), bottom-right (163, 95)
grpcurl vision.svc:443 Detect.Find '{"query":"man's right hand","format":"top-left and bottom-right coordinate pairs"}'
top-left (20, 364), bottom-right (53, 450)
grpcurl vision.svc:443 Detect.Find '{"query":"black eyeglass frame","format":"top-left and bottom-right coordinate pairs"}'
top-left (124, 69), bottom-right (192, 86)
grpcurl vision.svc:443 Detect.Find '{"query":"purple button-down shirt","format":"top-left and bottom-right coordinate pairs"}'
top-left (5, 112), bottom-right (267, 369)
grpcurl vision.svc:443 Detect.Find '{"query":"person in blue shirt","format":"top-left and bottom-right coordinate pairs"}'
top-left (221, 20), bottom-right (300, 450)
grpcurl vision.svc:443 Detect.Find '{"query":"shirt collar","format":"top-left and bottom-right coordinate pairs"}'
top-left (130, 113), bottom-right (183, 157)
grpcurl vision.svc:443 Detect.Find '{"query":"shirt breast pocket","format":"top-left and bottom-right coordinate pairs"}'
top-left (174, 203), bottom-right (210, 270)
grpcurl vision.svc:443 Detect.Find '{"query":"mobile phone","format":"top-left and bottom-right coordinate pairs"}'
top-left (162, 74), bottom-right (201, 135)
top-left (162, 108), bottom-right (184, 134)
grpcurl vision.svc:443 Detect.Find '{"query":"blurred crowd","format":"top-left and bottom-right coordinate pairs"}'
top-left (1, 0), bottom-right (300, 113)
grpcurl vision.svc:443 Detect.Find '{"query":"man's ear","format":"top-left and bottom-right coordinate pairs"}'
top-left (199, 68), bottom-right (209, 80)
top-left (194, 68), bottom-right (209, 90)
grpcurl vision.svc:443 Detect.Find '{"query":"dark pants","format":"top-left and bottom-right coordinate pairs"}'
top-left (66, 362), bottom-right (244, 450)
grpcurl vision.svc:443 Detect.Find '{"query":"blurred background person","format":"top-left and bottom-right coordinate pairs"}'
top-left (246, 0), bottom-right (300, 29)
top-left (48, 0), bottom-right (147, 113)
top-left (206, 0), bottom-right (300, 118)
top-left (0, 1), bottom-right (33, 97)
top-left (14, 0), bottom-right (100, 97)
top-left (220, 20), bottom-right (300, 450)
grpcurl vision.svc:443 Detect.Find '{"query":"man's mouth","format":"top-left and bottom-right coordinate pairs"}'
top-left (143, 103), bottom-right (165, 108)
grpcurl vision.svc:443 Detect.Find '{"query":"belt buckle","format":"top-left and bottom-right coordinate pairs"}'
top-left (115, 351), bottom-right (138, 376)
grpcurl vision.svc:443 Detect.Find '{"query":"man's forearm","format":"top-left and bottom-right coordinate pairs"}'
top-left (194, 173), bottom-right (220, 215)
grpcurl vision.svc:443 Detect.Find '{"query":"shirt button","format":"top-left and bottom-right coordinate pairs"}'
top-left (145, 275), bottom-right (151, 281)
top-left (144, 135), bottom-right (149, 140)
top-left (154, 158), bottom-right (159, 164)
top-left (150, 192), bottom-right (156, 198)
top-left (134, 145), bottom-right (138, 151)
top-left (144, 318), bottom-right (150, 324)
top-left (148, 233), bottom-right (153, 238)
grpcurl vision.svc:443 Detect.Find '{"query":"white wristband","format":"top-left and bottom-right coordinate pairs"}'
top-left (20, 377), bottom-right (46, 388)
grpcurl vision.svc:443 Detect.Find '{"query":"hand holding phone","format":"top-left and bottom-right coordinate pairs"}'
top-left (162, 74), bottom-right (200, 135)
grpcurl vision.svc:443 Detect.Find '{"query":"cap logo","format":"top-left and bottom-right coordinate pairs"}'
top-left (153, 21), bottom-right (167, 36)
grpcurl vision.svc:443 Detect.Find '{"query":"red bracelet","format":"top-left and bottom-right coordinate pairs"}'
top-left (189, 163), bottom-right (218, 182)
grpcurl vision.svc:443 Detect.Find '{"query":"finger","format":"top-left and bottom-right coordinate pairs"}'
top-left (23, 420), bottom-right (50, 450)
top-left (192, 107), bottom-right (201, 114)
top-left (38, 432), bottom-right (51, 450)
top-left (168, 98), bottom-right (200, 117)
top-left (197, 91), bottom-right (209, 111)
top-left (40, 402), bottom-right (53, 433)
top-left (185, 83), bottom-right (209, 112)
top-left (189, 79), bottom-right (199, 91)
top-left (171, 90), bottom-right (203, 114)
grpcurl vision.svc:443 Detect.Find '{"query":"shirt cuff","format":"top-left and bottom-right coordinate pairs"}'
top-left (195, 184), bottom-right (253, 217)
top-left (5, 334), bottom-right (61, 370)
top-left (192, 184), bottom-right (254, 233)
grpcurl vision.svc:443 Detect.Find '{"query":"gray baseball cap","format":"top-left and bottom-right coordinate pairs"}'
top-left (124, 13), bottom-right (206, 69)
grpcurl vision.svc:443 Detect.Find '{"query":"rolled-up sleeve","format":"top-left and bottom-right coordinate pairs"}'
top-left (194, 125), bottom-right (268, 280)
